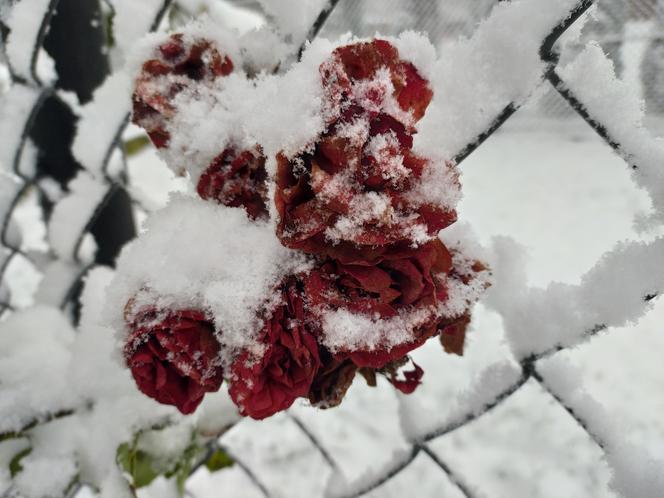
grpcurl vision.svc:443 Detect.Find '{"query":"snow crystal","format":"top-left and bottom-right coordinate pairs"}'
top-left (106, 195), bottom-right (311, 362)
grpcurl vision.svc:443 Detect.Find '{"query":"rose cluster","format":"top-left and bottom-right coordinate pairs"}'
top-left (125, 35), bottom-right (489, 419)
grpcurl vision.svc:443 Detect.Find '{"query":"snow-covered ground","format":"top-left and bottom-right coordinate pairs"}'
top-left (125, 110), bottom-right (664, 498)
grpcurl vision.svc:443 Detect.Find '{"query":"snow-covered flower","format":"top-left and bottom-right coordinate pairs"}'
top-left (123, 306), bottom-right (224, 414)
top-left (228, 278), bottom-right (320, 420)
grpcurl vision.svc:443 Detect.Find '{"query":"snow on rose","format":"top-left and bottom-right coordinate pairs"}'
top-left (119, 28), bottom-right (491, 420)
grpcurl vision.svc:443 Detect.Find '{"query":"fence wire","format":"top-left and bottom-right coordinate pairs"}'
top-left (0, 0), bottom-right (661, 497)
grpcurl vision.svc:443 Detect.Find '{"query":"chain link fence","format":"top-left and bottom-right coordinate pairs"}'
top-left (321, 0), bottom-right (664, 128)
top-left (0, 0), bottom-right (662, 497)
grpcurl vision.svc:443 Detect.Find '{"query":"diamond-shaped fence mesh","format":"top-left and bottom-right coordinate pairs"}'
top-left (0, 0), bottom-right (662, 497)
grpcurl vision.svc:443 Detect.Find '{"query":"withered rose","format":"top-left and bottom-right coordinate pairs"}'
top-left (132, 33), bottom-right (234, 149)
top-left (228, 279), bottom-right (320, 420)
top-left (197, 147), bottom-right (268, 219)
top-left (307, 349), bottom-right (358, 408)
top-left (124, 307), bottom-right (224, 415)
top-left (439, 314), bottom-right (470, 356)
top-left (381, 357), bottom-right (425, 394)
top-left (320, 39), bottom-right (433, 126)
top-left (304, 239), bottom-right (454, 368)
top-left (276, 40), bottom-right (457, 256)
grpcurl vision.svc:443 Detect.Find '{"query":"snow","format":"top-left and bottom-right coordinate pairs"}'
top-left (109, 0), bottom-right (171, 63)
top-left (3, 0), bottom-right (53, 83)
top-left (164, 35), bottom-right (337, 183)
top-left (175, 0), bottom-right (266, 36)
top-left (399, 361), bottom-right (523, 444)
top-left (14, 454), bottom-right (78, 498)
top-left (48, 172), bottom-right (109, 261)
top-left (538, 357), bottom-right (664, 498)
top-left (99, 468), bottom-right (135, 498)
top-left (0, 85), bottom-right (41, 173)
top-left (0, 306), bottom-right (77, 434)
top-left (559, 42), bottom-right (664, 226)
top-left (414, 0), bottom-right (582, 161)
top-left (257, 0), bottom-right (329, 44)
top-left (34, 259), bottom-right (86, 307)
top-left (321, 307), bottom-right (432, 354)
top-left (0, 172), bottom-right (21, 227)
top-left (405, 160), bottom-right (461, 210)
top-left (107, 195), bottom-right (311, 362)
top-left (72, 73), bottom-right (132, 178)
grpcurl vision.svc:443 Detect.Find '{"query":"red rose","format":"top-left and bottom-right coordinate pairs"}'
top-left (320, 39), bottom-right (433, 126)
top-left (275, 40), bottom-right (457, 255)
top-left (228, 279), bottom-right (320, 420)
top-left (304, 239), bottom-right (453, 368)
top-left (197, 147), bottom-right (268, 219)
top-left (124, 307), bottom-right (224, 414)
top-left (132, 34), bottom-right (234, 149)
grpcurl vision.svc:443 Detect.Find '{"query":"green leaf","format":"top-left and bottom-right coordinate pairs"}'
top-left (172, 443), bottom-right (206, 495)
top-left (205, 449), bottom-right (234, 472)
top-left (133, 450), bottom-right (161, 488)
top-left (9, 447), bottom-right (32, 477)
top-left (116, 442), bottom-right (160, 488)
top-left (124, 136), bottom-right (150, 156)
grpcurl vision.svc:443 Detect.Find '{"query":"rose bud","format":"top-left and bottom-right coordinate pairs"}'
top-left (228, 278), bottom-right (320, 420)
top-left (197, 147), bottom-right (268, 219)
top-left (132, 33), bottom-right (234, 149)
top-left (124, 307), bottom-right (224, 415)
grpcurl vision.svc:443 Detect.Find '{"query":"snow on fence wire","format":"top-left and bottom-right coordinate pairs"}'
top-left (1, 0), bottom-right (664, 497)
